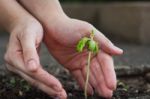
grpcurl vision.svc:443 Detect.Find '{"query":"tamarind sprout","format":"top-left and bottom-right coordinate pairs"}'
top-left (88, 40), bottom-right (99, 53)
top-left (88, 40), bottom-right (96, 51)
top-left (76, 37), bottom-right (90, 52)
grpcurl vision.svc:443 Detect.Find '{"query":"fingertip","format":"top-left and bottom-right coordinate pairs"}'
top-left (112, 46), bottom-right (123, 55)
top-left (107, 80), bottom-right (117, 91)
top-left (56, 89), bottom-right (67, 99)
top-left (98, 89), bottom-right (113, 98)
top-left (87, 84), bottom-right (94, 95)
top-left (61, 89), bottom-right (67, 99)
top-left (106, 74), bottom-right (117, 91)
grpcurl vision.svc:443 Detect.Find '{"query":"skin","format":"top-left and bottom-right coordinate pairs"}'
top-left (19, 0), bottom-right (123, 98)
top-left (0, 0), bottom-right (66, 98)
top-left (0, 0), bottom-right (123, 99)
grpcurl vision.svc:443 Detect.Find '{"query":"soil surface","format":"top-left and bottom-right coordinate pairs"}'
top-left (0, 72), bottom-right (150, 99)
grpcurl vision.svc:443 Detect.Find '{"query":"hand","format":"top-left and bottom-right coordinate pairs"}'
top-left (44, 16), bottom-right (123, 98)
top-left (4, 17), bottom-right (67, 99)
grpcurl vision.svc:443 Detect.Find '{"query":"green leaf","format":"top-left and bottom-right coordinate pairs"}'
top-left (76, 37), bottom-right (89, 52)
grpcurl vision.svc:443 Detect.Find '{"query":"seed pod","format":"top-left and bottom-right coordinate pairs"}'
top-left (76, 37), bottom-right (89, 52)
top-left (88, 40), bottom-right (96, 52)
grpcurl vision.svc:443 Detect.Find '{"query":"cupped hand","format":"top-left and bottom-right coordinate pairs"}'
top-left (44, 17), bottom-right (123, 98)
top-left (4, 18), bottom-right (67, 99)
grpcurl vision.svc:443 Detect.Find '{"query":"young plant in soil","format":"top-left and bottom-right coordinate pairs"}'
top-left (76, 30), bottom-right (99, 99)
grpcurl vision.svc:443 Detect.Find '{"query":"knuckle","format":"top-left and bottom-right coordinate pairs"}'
top-left (27, 66), bottom-right (41, 76)
top-left (28, 66), bottom-right (40, 73)
top-left (17, 31), bottom-right (25, 40)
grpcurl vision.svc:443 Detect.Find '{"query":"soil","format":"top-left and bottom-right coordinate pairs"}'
top-left (0, 71), bottom-right (150, 99)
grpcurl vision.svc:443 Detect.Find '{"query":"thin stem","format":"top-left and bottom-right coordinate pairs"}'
top-left (84, 51), bottom-right (92, 99)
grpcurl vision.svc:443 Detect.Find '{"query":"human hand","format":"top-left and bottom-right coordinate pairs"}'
top-left (4, 17), bottom-right (67, 99)
top-left (44, 16), bottom-right (123, 98)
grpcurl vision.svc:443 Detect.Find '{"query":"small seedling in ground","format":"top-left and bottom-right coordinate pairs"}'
top-left (117, 80), bottom-right (129, 92)
top-left (76, 30), bottom-right (99, 99)
top-left (20, 79), bottom-right (31, 92)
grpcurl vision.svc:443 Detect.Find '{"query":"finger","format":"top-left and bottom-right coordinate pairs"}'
top-left (71, 69), bottom-right (93, 95)
top-left (91, 58), bottom-right (113, 98)
top-left (7, 52), bottom-right (63, 92)
top-left (93, 28), bottom-right (123, 55)
top-left (6, 64), bottom-right (67, 99)
top-left (19, 33), bottom-right (40, 72)
top-left (97, 51), bottom-right (117, 90)
top-left (31, 68), bottom-right (64, 92)
top-left (20, 70), bottom-right (67, 99)
top-left (6, 33), bottom-right (62, 92)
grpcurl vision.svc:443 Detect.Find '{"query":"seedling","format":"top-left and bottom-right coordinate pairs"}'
top-left (117, 80), bottom-right (129, 92)
top-left (20, 79), bottom-right (31, 92)
top-left (76, 30), bottom-right (99, 99)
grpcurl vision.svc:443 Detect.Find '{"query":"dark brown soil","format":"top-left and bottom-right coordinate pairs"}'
top-left (0, 73), bottom-right (150, 99)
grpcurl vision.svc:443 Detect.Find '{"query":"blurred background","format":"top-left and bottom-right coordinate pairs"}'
top-left (59, 0), bottom-right (150, 45)
top-left (61, 0), bottom-right (149, 2)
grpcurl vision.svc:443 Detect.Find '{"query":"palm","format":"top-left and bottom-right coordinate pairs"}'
top-left (44, 19), bottom-right (90, 69)
top-left (44, 18), bottom-right (122, 97)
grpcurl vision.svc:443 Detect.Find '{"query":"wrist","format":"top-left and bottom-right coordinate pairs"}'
top-left (18, 0), bottom-right (68, 30)
top-left (9, 16), bottom-right (41, 34)
top-left (7, 16), bottom-right (29, 33)
top-left (44, 13), bottom-right (69, 30)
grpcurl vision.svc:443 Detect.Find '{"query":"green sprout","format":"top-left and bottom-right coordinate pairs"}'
top-left (76, 30), bottom-right (99, 99)
top-left (117, 80), bottom-right (129, 92)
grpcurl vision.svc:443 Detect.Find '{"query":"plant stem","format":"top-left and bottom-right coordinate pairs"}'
top-left (84, 51), bottom-right (92, 99)
top-left (84, 30), bottom-right (95, 99)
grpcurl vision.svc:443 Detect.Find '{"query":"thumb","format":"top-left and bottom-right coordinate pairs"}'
top-left (20, 34), bottom-right (40, 72)
top-left (94, 28), bottom-right (123, 55)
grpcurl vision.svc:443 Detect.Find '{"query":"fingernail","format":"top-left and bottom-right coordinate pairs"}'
top-left (27, 60), bottom-right (37, 72)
